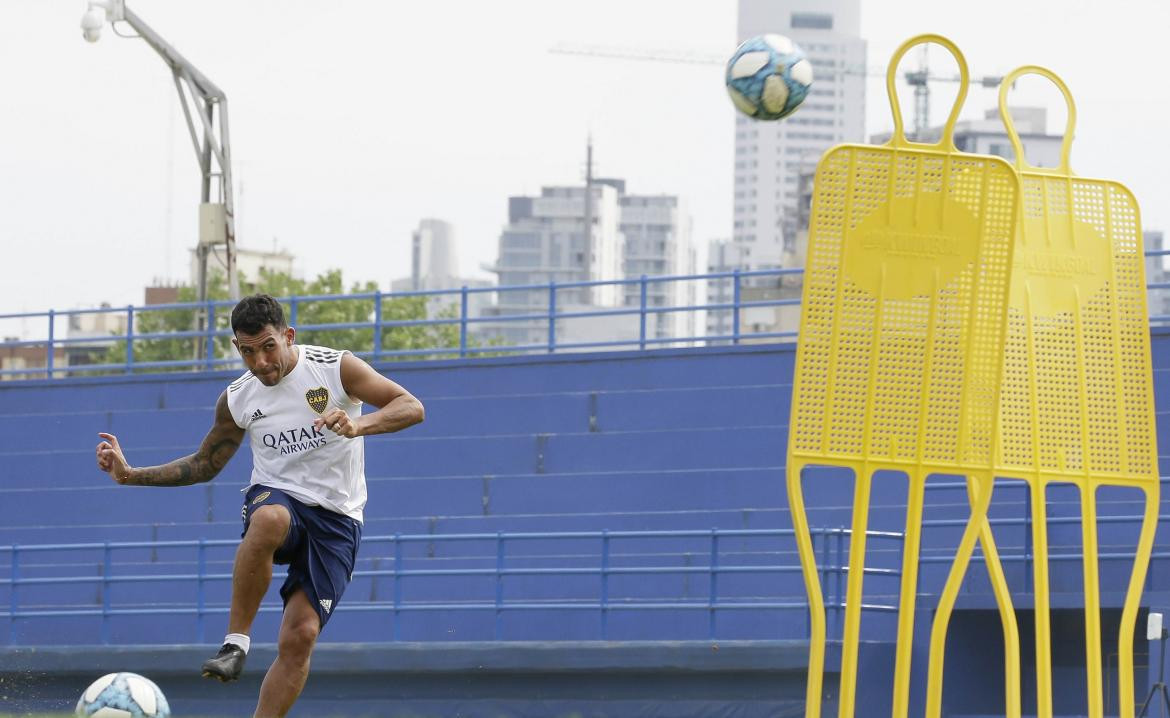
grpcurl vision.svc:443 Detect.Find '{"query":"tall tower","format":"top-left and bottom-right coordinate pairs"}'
top-left (708, 0), bottom-right (865, 343)
top-left (620, 194), bottom-right (696, 342)
top-left (409, 218), bottom-right (458, 291)
top-left (732, 0), bottom-right (865, 265)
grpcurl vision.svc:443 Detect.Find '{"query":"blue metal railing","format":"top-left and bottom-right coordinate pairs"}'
top-left (0, 527), bottom-right (903, 645)
top-left (0, 268), bottom-right (800, 379)
top-left (6, 252), bottom-right (1170, 379)
top-left (3, 512), bottom-right (1167, 646)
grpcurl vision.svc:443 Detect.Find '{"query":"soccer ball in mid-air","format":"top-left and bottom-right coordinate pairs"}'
top-left (75, 672), bottom-right (171, 718)
top-left (725, 34), bottom-right (813, 120)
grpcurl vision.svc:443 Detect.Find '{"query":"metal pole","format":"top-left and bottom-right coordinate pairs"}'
top-left (9, 546), bottom-right (18, 645)
top-left (121, 8), bottom-right (226, 100)
top-left (101, 544), bottom-right (112, 645)
top-left (196, 539), bottom-right (206, 643)
top-left (459, 287), bottom-right (469, 358)
top-left (731, 269), bottom-right (741, 344)
top-left (125, 305), bottom-right (135, 373)
top-left (373, 291), bottom-right (383, 362)
top-left (46, 309), bottom-right (55, 379)
top-left (217, 101), bottom-right (238, 300)
top-left (601, 530), bottom-right (610, 640)
top-left (547, 281), bottom-right (557, 353)
top-left (835, 528), bottom-right (845, 640)
top-left (204, 303), bottom-right (216, 370)
top-left (392, 535), bottom-right (402, 642)
top-left (709, 529), bottom-right (720, 639)
top-left (639, 275), bottom-right (648, 351)
top-left (494, 533), bottom-right (505, 640)
top-left (115, 4), bottom-right (239, 358)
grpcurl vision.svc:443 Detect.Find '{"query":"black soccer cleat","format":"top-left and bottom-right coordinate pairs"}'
top-left (201, 643), bottom-right (247, 682)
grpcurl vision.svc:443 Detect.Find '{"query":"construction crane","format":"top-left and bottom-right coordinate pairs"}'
top-left (550, 42), bottom-right (1003, 140)
top-left (900, 45), bottom-right (1002, 139)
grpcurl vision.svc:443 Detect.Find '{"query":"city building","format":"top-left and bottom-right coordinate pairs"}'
top-left (869, 106), bottom-right (1063, 165)
top-left (486, 183), bottom-right (627, 349)
top-left (705, 240), bottom-right (751, 343)
top-left (1146, 230), bottom-right (1169, 320)
top-left (714, 106), bottom-right (1069, 343)
top-left (390, 218), bottom-right (494, 335)
top-left (190, 245), bottom-right (295, 288)
top-left (486, 175), bottom-right (697, 351)
top-left (61, 284), bottom-right (192, 371)
top-left (0, 341), bottom-right (65, 380)
top-left (710, 0), bottom-right (865, 341)
top-left (398, 219), bottom-right (458, 291)
top-left (733, 0), bottom-right (865, 264)
top-left (620, 194), bottom-right (697, 344)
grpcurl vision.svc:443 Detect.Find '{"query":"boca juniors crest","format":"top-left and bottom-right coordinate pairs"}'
top-left (305, 387), bottom-right (329, 414)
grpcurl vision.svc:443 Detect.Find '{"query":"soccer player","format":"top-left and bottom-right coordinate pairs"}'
top-left (95, 294), bottom-right (424, 718)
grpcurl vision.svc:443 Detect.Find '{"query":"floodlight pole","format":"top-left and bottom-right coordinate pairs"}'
top-left (86, 1), bottom-right (239, 349)
top-left (121, 5), bottom-right (239, 303)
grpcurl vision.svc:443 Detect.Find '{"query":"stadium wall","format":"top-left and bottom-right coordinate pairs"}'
top-left (2, 338), bottom-right (1169, 717)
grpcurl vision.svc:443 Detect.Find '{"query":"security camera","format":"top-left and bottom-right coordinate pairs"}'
top-left (80, 7), bottom-right (104, 43)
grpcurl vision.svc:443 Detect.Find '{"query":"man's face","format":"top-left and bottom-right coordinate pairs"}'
top-left (232, 325), bottom-right (296, 386)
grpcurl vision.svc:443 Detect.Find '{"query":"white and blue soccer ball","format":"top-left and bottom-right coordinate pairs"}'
top-left (725, 34), bottom-right (813, 121)
top-left (75, 672), bottom-right (171, 718)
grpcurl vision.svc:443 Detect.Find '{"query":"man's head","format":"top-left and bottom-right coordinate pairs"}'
top-left (231, 294), bottom-right (296, 386)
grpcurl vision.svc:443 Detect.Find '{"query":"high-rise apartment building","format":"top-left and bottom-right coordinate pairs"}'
top-left (733, 0), bottom-right (865, 263)
top-left (709, 0), bottom-right (865, 341)
top-left (1145, 230), bottom-right (1169, 319)
top-left (487, 177), bottom-right (696, 349)
top-left (487, 184), bottom-right (624, 348)
top-left (869, 107), bottom-right (1063, 166)
top-left (620, 194), bottom-right (696, 342)
top-left (494, 184), bottom-right (623, 308)
top-left (390, 218), bottom-right (494, 331)
top-left (404, 218), bottom-right (458, 292)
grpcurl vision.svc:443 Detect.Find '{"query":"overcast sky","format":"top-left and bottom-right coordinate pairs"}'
top-left (1, 0), bottom-right (1167, 332)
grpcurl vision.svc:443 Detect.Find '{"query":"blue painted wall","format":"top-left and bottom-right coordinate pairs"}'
top-left (2, 337), bottom-right (1169, 716)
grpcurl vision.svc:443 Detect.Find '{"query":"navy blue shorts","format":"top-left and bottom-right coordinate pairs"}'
top-left (241, 485), bottom-right (362, 629)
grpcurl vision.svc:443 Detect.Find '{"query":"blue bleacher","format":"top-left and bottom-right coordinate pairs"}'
top-left (2, 340), bottom-right (1170, 647)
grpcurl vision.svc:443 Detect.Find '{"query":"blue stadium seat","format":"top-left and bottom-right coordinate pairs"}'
top-left (2, 343), bottom-right (1169, 647)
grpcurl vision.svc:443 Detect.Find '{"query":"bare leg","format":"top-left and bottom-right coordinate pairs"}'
top-left (229, 505), bottom-right (291, 635)
top-left (254, 589), bottom-right (320, 718)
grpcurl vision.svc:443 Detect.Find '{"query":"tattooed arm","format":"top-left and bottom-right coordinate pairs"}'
top-left (96, 391), bottom-right (244, 487)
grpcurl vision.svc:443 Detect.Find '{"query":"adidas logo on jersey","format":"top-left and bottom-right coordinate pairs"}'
top-left (319, 599), bottom-right (333, 614)
top-left (250, 409), bottom-right (266, 422)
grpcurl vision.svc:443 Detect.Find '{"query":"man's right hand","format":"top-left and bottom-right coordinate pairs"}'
top-left (96, 432), bottom-right (133, 485)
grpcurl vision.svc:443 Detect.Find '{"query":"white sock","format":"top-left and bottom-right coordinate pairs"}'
top-left (224, 633), bottom-right (251, 654)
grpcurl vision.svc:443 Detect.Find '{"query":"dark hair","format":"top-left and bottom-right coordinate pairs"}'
top-left (231, 294), bottom-right (287, 335)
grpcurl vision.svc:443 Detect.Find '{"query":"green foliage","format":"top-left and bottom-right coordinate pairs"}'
top-left (99, 268), bottom-right (497, 371)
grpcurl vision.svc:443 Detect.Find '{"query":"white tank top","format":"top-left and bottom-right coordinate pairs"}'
top-left (226, 344), bottom-right (366, 522)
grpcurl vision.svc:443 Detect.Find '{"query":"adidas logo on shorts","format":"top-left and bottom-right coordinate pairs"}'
top-left (319, 599), bottom-right (333, 614)
top-left (250, 408), bottom-right (266, 422)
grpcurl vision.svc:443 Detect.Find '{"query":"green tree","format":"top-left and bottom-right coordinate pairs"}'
top-left (100, 269), bottom-right (494, 372)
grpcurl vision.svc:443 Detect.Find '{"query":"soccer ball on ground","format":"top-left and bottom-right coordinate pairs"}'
top-left (75, 672), bottom-right (171, 718)
top-left (725, 34), bottom-right (813, 120)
